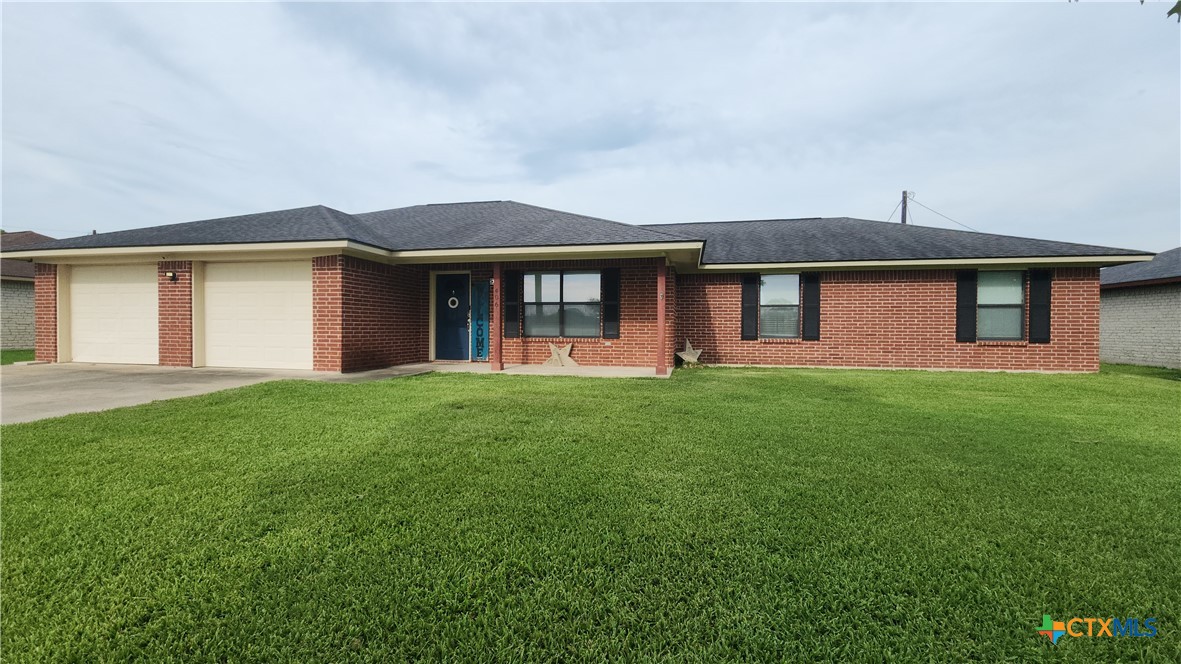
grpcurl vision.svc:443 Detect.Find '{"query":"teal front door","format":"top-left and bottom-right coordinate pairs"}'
top-left (435, 274), bottom-right (470, 360)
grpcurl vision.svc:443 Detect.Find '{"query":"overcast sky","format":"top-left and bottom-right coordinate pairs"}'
top-left (3, 2), bottom-right (1178, 251)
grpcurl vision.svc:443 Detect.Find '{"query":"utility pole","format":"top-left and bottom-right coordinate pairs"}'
top-left (900, 190), bottom-right (908, 225)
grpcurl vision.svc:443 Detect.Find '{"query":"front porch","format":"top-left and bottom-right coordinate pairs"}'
top-left (316, 255), bottom-right (677, 375)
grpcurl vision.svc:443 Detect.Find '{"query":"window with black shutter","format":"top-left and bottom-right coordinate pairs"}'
top-left (801, 273), bottom-right (820, 341)
top-left (740, 274), bottom-right (759, 340)
top-left (1028, 269), bottom-right (1052, 344)
top-left (503, 270), bottom-right (520, 338)
top-left (601, 268), bottom-right (621, 339)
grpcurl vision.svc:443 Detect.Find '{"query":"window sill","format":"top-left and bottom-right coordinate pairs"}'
top-left (519, 336), bottom-right (603, 341)
top-left (758, 337), bottom-right (804, 344)
top-left (976, 340), bottom-right (1028, 347)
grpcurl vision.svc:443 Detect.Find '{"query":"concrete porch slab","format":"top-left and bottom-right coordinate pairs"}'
top-left (329, 362), bottom-right (669, 382)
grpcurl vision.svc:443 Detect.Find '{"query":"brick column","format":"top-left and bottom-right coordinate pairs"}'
top-left (491, 262), bottom-right (503, 371)
top-left (312, 255), bottom-right (344, 371)
top-left (656, 263), bottom-right (667, 375)
top-left (158, 261), bottom-right (193, 366)
top-left (34, 263), bottom-right (57, 362)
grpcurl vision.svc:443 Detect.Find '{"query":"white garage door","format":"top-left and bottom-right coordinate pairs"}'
top-left (204, 261), bottom-right (312, 370)
top-left (70, 265), bottom-right (159, 364)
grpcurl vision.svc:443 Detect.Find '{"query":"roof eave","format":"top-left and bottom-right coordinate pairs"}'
top-left (1101, 276), bottom-right (1181, 289)
top-left (0, 240), bottom-right (390, 264)
top-left (691, 254), bottom-right (1155, 272)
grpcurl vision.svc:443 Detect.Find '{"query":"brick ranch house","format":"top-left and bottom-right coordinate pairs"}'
top-left (0, 201), bottom-right (1153, 374)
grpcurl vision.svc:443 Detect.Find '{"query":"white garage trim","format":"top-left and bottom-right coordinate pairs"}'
top-left (68, 264), bottom-right (159, 365)
top-left (203, 261), bottom-right (312, 370)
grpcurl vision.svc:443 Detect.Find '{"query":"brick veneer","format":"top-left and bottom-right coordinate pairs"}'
top-left (33, 263), bottom-right (57, 362)
top-left (158, 261), bottom-right (193, 367)
top-left (675, 267), bottom-right (1100, 372)
top-left (30, 255), bottom-right (1101, 374)
top-left (313, 255), bottom-right (429, 372)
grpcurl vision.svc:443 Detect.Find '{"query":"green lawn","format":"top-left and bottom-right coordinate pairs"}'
top-left (3, 365), bottom-right (1178, 661)
top-left (1, 348), bottom-right (34, 364)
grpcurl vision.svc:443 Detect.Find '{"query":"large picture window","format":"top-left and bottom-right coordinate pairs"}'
top-left (977, 270), bottom-right (1024, 340)
top-left (759, 274), bottom-right (800, 338)
top-left (523, 271), bottom-right (601, 337)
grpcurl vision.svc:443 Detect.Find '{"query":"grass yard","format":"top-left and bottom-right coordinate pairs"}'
top-left (2, 365), bottom-right (1179, 661)
top-left (1, 348), bottom-right (34, 365)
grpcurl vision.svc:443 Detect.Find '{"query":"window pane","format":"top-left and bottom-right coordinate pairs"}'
top-left (760, 305), bottom-right (799, 338)
top-left (563, 271), bottom-right (601, 302)
top-left (978, 306), bottom-right (1022, 340)
top-left (760, 274), bottom-right (800, 305)
top-left (523, 273), bottom-right (560, 303)
top-left (978, 271), bottom-right (1023, 305)
top-left (523, 303), bottom-right (560, 336)
top-left (563, 303), bottom-right (601, 337)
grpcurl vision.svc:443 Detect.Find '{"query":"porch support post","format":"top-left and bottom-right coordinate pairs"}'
top-left (491, 262), bottom-right (504, 371)
top-left (656, 262), bottom-right (667, 376)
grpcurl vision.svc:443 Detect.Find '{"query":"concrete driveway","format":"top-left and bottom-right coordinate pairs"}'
top-left (0, 363), bottom-right (321, 424)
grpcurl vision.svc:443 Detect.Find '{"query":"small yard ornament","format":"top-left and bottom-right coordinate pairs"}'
top-left (543, 343), bottom-right (579, 367)
top-left (676, 339), bottom-right (702, 364)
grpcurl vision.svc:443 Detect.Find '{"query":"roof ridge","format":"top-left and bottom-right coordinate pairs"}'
top-left (645, 216), bottom-right (1150, 254)
top-left (312, 205), bottom-right (391, 249)
top-left (502, 201), bottom-right (695, 241)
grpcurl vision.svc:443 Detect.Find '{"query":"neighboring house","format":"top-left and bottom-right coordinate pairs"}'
top-left (0, 231), bottom-right (54, 349)
top-left (1099, 247), bottom-right (1180, 369)
top-left (0, 201), bottom-right (1151, 374)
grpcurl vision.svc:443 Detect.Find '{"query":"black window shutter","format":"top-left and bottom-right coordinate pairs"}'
top-left (741, 273), bottom-right (759, 340)
top-left (801, 273), bottom-right (821, 341)
top-left (955, 270), bottom-right (977, 343)
top-left (1028, 269), bottom-right (1052, 344)
top-left (503, 270), bottom-right (520, 338)
top-left (602, 267), bottom-right (621, 339)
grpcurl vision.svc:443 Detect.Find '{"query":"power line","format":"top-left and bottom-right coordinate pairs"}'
top-left (885, 199), bottom-right (902, 223)
top-left (909, 199), bottom-right (980, 233)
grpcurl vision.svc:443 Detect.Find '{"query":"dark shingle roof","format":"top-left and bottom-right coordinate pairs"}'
top-left (354, 201), bottom-right (687, 250)
top-left (642, 217), bottom-right (1148, 264)
top-left (6, 201), bottom-right (687, 254)
top-left (1101, 247), bottom-right (1181, 287)
top-left (1, 202), bottom-right (1150, 266)
top-left (4, 205), bottom-right (390, 252)
top-left (1, 231), bottom-right (54, 279)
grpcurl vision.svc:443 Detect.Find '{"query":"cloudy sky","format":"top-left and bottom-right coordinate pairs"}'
top-left (2, 2), bottom-right (1178, 251)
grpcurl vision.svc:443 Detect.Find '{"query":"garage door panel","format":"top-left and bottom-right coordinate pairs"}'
top-left (204, 262), bottom-right (312, 370)
top-left (70, 265), bottom-right (158, 364)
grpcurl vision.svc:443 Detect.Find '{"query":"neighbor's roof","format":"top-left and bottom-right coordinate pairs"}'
top-left (641, 218), bottom-right (1148, 264)
top-left (1100, 247), bottom-right (1180, 287)
top-left (2, 201), bottom-right (1151, 266)
top-left (1, 231), bottom-right (55, 279)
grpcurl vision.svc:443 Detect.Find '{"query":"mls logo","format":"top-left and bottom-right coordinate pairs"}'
top-left (1037, 615), bottom-right (1066, 644)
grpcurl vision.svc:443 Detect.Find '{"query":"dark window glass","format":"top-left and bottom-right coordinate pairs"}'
top-left (522, 271), bottom-right (602, 337)
top-left (977, 271), bottom-right (1024, 340)
top-left (759, 274), bottom-right (800, 338)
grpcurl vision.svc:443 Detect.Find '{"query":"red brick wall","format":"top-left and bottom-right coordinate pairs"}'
top-left (34, 263), bottom-right (57, 362)
top-left (313, 255), bottom-right (429, 372)
top-left (312, 256), bottom-right (345, 371)
top-left (158, 261), bottom-right (193, 367)
top-left (675, 267), bottom-right (1100, 372)
top-left (427, 258), bottom-right (675, 369)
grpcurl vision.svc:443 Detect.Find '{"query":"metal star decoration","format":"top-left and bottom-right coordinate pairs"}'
top-left (676, 339), bottom-right (702, 364)
top-left (543, 343), bottom-right (579, 367)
